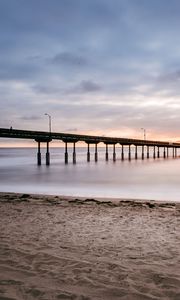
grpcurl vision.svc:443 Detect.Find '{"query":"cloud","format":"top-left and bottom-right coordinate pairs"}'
top-left (32, 80), bottom-right (102, 96)
top-left (52, 52), bottom-right (88, 67)
top-left (20, 115), bottom-right (42, 121)
top-left (157, 69), bottom-right (180, 83)
top-left (70, 80), bottom-right (102, 93)
top-left (1, 0), bottom-right (180, 140)
top-left (32, 84), bottom-right (61, 95)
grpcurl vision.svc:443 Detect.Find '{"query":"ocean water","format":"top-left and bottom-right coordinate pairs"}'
top-left (0, 146), bottom-right (180, 201)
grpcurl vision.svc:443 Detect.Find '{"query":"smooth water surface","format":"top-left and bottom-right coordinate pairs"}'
top-left (0, 147), bottom-right (180, 201)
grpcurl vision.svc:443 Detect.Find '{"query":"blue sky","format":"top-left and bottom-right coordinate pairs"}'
top-left (1, 0), bottom-right (180, 145)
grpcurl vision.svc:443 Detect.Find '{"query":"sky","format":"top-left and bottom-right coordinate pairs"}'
top-left (1, 0), bottom-right (180, 146)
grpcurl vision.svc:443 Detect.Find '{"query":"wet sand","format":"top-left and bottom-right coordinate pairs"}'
top-left (0, 192), bottom-right (180, 300)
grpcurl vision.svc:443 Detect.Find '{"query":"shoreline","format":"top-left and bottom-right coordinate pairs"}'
top-left (1, 191), bottom-right (180, 207)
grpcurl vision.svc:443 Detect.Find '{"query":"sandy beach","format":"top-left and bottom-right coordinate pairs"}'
top-left (0, 193), bottom-right (180, 300)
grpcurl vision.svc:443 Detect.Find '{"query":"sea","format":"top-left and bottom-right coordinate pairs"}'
top-left (0, 146), bottom-right (180, 202)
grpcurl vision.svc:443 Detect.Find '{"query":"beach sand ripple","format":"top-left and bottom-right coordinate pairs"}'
top-left (0, 193), bottom-right (180, 300)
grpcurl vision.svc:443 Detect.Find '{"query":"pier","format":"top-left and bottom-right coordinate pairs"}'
top-left (0, 128), bottom-right (180, 165)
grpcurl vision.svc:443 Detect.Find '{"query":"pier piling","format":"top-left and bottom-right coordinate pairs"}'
top-left (73, 142), bottom-right (76, 164)
top-left (87, 143), bottom-right (90, 162)
top-left (153, 146), bottom-right (156, 159)
top-left (113, 144), bottom-right (116, 162)
top-left (142, 145), bottom-right (144, 160)
top-left (121, 145), bottom-right (124, 160)
top-left (128, 145), bottom-right (131, 161)
top-left (135, 145), bottom-right (138, 159)
top-left (46, 141), bottom-right (50, 165)
top-left (37, 141), bottom-right (41, 166)
top-left (147, 146), bottom-right (149, 159)
top-left (157, 147), bottom-right (160, 158)
top-left (95, 143), bottom-right (98, 162)
top-left (105, 144), bottom-right (108, 161)
top-left (65, 142), bottom-right (68, 164)
top-left (173, 147), bottom-right (175, 158)
top-left (163, 147), bottom-right (166, 158)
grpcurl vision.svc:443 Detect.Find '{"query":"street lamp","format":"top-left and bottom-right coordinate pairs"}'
top-left (141, 128), bottom-right (146, 140)
top-left (44, 113), bottom-right (51, 134)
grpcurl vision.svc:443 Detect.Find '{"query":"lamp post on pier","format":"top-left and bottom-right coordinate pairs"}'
top-left (44, 113), bottom-right (52, 134)
top-left (141, 128), bottom-right (146, 140)
top-left (44, 113), bottom-right (52, 165)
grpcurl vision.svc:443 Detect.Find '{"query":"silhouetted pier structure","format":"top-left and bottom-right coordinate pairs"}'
top-left (0, 128), bottom-right (180, 165)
